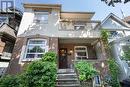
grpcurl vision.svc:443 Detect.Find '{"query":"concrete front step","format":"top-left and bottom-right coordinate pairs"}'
top-left (57, 69), bottom-right (75, 74)
top-left (57, 81), bottom-right (80, 85)
top-left (57, 74), bottom-right (77, 79)
top-left (56, 78), bottom-right (78, 81)
top-left (56, 69), bottom-right (80, 87)
top-left (56, 84), bottom-right (80, 87)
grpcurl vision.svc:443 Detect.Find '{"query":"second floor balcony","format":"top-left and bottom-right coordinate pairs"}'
top-left (58, 20), bottom-right (101, 38)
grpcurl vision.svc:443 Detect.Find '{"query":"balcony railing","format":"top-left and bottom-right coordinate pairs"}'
top-left (58, 21), bottom-right (100, 38)
top-left (26, 19), bottom-right (101, 38)
top-left (59, 21), bottom-right (100, 30)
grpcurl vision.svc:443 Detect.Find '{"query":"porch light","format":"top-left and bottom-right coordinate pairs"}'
top-left (101, 62), bottom-right (105, 68)
top-left (68, 49), bottom-right (73, 55)
top-left (69, 49), bottom-right (73, 53)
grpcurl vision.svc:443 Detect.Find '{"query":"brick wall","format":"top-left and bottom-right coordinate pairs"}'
top-left (0, 38), bottom-right (5, 54)
top-left (6, 35), bottom-right (58, 75)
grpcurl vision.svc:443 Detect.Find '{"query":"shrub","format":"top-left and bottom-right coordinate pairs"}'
top-left (0, 52), bottom-right (57, 87)
top-left (123, 48), bottom-right (130, 61)
top-left (108, 58), bottom-right (120, 87)
top-left (0, 75), bottom-right (20, 87)
top-left (75, 61), bottom-right (98, 81)
top-left (42, 52), bottom-right (56, 62)
top-left (20, 52), bottom-right (57, 87)
top-left (101, 29), bottom-right (110, 51)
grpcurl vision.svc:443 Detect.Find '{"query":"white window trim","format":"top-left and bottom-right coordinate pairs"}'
top-left (34, 12), bottom-right (49, 24)
top-left (22, 39), bottom-right (48, 61)
top-left (74, 46), bottom-right (88, 60)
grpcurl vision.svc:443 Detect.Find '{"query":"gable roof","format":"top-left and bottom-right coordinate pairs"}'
top-left (101, 13), bottom-right (130, 30)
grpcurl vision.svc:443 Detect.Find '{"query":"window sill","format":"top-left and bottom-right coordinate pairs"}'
top-left (22, 58), bottom-right (41, 62)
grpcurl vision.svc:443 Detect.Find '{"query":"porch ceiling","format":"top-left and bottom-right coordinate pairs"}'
top-left (59, 38), bottom-right (99, 44)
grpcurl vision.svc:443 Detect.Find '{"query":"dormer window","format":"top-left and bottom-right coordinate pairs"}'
top-left (34, 11), bottom-right (49, 24)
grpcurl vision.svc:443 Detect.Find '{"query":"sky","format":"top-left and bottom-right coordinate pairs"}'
top-left (15, 0), bottom-right (130, 20)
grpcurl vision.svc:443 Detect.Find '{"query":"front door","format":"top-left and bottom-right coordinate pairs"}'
top-left (59, 48), bottom-right (68, 69)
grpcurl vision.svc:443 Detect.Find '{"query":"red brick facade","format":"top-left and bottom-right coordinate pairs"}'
top-left (6, 35), bottom-right (58, 75)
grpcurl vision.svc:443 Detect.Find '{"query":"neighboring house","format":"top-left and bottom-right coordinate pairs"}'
top-left (101, 13), bottom-right (130, 42)
top-left (110, 36), bottom-right (130, 81)
top-left (0, 8), bottom-right (22, 76)
top-left (101, 14), bottom-right (130, 82)
top-left (7, 3), bottom-right (108, 77)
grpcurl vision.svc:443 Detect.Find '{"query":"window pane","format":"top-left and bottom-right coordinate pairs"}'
top-left (34, 12), bottom-right (48, 23)
top-left (26, 54), bottom-right (43, 58)
top-left (27, 45), bottom-right (36, 53)
top-left (2, 2), bottom-right (6, 11)
top-left (29, 40), bottom-right (45, 44)
top-left (26, 39), bottom-right (47, 59)
top-left (76, 57), bottom-right (82, 60)
top-left (74, 26), bottom-right (85, 30)
top-left (75, 47), bottom-right (86, 50)
top-left (76, 52), bottom-right (86, 56)
top-left (82, 57), bottom-right (87, 59)
top-left (0, 17), bottom-right (8, 24)
top-left (27, 45), bottom-right (45, 53)
top-left (37, 54), bottom-right (43, 58)
top-left (26, 54), bottom-right (35, 58)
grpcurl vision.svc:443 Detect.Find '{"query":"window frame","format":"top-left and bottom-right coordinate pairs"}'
top-left (0, 17), bottom-right (8, 24)
top-left (74, 24), bottom-right (85, 30)
top-left (23, 39), bottom-right (48, 61)
top-left (109, 30), bottom-right (125, 39)
top-left (33, 11), bottom-right (49, 24)
top-left (74, 46), bottom-right (88, 60)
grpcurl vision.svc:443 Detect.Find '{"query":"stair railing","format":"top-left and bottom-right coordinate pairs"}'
top-left (72, 60), bottom-right (81, 86)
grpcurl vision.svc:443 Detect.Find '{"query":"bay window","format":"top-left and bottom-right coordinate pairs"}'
top-left (25, 39), bottom-right (47, 59)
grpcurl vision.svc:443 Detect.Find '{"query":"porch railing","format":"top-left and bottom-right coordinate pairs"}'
top-left (0, 52), bottom-right (12, 60)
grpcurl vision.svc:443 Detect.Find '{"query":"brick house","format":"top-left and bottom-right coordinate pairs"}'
top-left (0, 8), bottom-right (22, 76)
top-left (6, 3), bottom-right (109, 78)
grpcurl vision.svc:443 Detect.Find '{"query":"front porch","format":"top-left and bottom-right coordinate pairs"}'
top-left (58, 38), bottom-right (104, 69)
